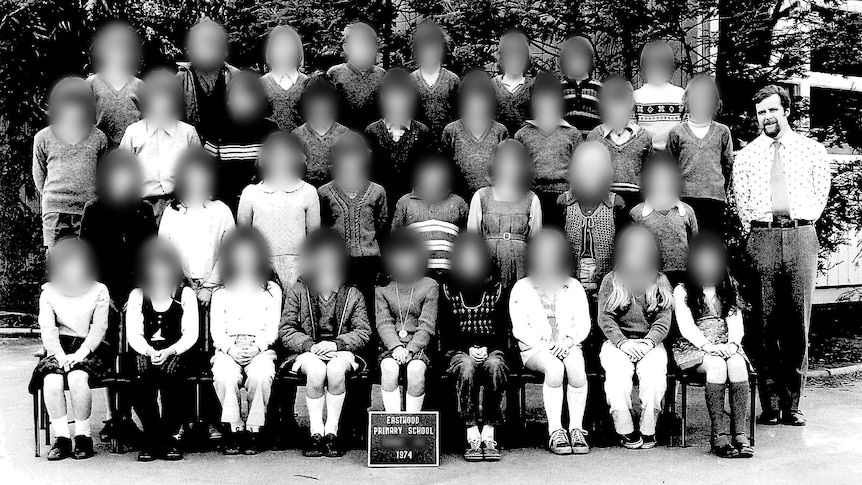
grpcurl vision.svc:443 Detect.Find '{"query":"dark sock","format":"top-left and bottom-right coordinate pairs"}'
top-left (729, 380), bottom-right (750, 438)
top-left (705, 383), bottom-right (728, 444)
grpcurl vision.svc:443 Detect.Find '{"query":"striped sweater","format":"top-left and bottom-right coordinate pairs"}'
top-left (391, 192), bottom-right (468, 272)
top-left (203, 118), bottom-right (279, 163)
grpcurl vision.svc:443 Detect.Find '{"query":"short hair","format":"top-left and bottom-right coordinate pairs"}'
top-left (412, 153), bottom-right (454, 188)
top-left (331, 131), bottom-right (371, 166)
top-left (47, 76), bottom-right (96, 126)
top-left (412, 19), bottom-right (449, 56)
top-left (218, 226), bottom-right (275, 289)
top-left (258, 131), bottom-right (307, 178)
top-left (639, 40), bottom-right (675, 72)
top-left (457, 69), bottom-right (497, 116)
top-left (383, 227), bottom-right (427, 258)
top-left (497, 29), bottom-right (531, 73)
top-left (96, 148), bottom-right (143, 198)
top-left (558, 34), bottom-right (596, 74)
top-left (265, 25), bottom-right (305, 69)
top-left (753, 84), bottom-right (792, 111)
top-left (598, 75), bottom-right (634, 103)
top-left (531, 71), bottom-right (564, 100)
top-left (488, 139), bottom-right (533, 191)
top-left (228, 70), bottom-right (270, 118)
top-left (379, 67), bottom-right (416, 96)
top-left (187, 18), bottom-right (228, 50)
top-left (342, 22), bottom-right (378, 44)
top-left (90, 20), bottom-right (142, 72)
top-left (171, 147), bottom-right (218, 209)
top-left (640, 151), bottom-right (681, 194)
top-left (683, 74), bottom-right (723, 114)
top-left (48, 237), bottom-right (96, 282)
top-left (139, 68), bottom-right (184, 118)
top-left (298, 74), bottom-right (339, 120)
top-left (299, 228), bottom-right (349, 284)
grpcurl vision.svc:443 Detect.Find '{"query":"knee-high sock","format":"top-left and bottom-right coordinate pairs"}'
top-left (543, 384), bottom-right (564, 432)
top-left (51, 416), bottom-right (70, 439)
top-left (382, 388), bottom-right (401, 412)
top-left (324, 391), bottom-right (346, 436)
top-left (705, 383), bottom-right (728, 440)
top-left (306, 395), bottom-right (325, 436)
top-left (567, 384), bottom-right (588, 430)
top-left (405, 393), bottom-right (425, 413)
top-left (729, 380), bottom-right (750, 437)
top-left (74, 418), bottom-right (91, 437)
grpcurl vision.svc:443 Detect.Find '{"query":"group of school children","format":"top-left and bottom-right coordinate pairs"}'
top-left (31, 16), bottom-right (755, 467)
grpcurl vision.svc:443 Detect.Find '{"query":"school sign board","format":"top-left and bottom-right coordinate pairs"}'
top-left (367, 411), bottom-right (440, 467)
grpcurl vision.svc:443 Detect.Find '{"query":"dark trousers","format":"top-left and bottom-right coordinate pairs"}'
top-left (447, 350), bottom-right (508, 426)
top-left (746, 225), bottom-right (818, 414)
top-left (682, 197), bottom-right (727, 237)
top-left (536, 190), bottom-right (564, 229)
top-left (133, 366), bottom-right (192, 447)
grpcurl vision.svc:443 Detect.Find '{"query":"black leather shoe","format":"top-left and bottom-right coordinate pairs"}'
top-left (47, 437), bottom-right (73, 461)
top-left (222, 430), bottom-right (240, 456)
top-left (304, 433), bottom-right (325, 457)
top-left (757, 412), bottom-right (781, 425)
top-left (163, 439), bottom-right (183, 461)
top-left (324, 433), bottom-right (344, 458)
top-left (137, 448), bottom-right (156, 462)
top-left (72, 435), bottom-right (95, 460)
top-left (782, 410), bottom-right (806, 426)
top-left (243, 432), bottom-right (263, 455)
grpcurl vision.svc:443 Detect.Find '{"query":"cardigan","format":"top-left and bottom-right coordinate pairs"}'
top-left (38, 282), bottom-right (110, 357)
top-left (32, 126), bottom-right (107, 215)
top-left (327, 63), bottom-right (387, 130)
top-left (87, 74), bottom-right (144, 146)
top-left (596, 272), bottom-right (672, 347)
top-left (411, 67), bottom-right (460, 138)
top-left (667, 121), bottom-right (734, 202)
top-left (391, 192), bottom-right (469, 271)
top-left (176, 62), bottom-right (240, 142)
top-left (319, 180), bottom-right (389, 257)
top-left (365, 119), bottom-right (435, 200)
top-left (260, 72), bottom-right (310, 132)
top-left (586, 125), bottom-right (653, 194)
top-left (210, 281), bottom-right (282, 354)
top-left (442, 120), bottom-right (509, 194)
top-left (375, 276), bottom-right (439, 355)
top-left (280, 282), bottom-right (371, 354)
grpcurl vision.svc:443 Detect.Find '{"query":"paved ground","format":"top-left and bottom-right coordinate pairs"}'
top-left (1, 338), bottom-right (860, 484)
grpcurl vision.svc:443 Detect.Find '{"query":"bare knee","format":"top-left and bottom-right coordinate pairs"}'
top-left (565, 359), bottom-right (587, 388)
top-left (67, 370), bottom-right (90, 392)
top-left (726, 355), bottom-right (749, 382)
top-left (380, 358), bottom-right (400, 390)
top-left (406, 361), bottom-right (426, 386)
top-left (304, 362), bottom-right (327, 391)
top-left (43, 374), bottom-right (65, 393)
top-left (701, 356), bottom-right (728, 383)
top-left (326, 360), bottom-right (349, 386)
top-left (543, 360), bottom-right (565, 388)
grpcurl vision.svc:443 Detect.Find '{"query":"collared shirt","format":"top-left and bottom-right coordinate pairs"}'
top-left (600, 121), bottom-right (640, 146)
top-left (641, 199), bottom-right (687, 217)
top-left (500, 75), bottom-right (527, 93)
top-left (120, 119), bottom-right (201, 196)
top-left (273, 70), bottom-right (300, 90)
top-left (384, 119), bottom-right (412, 142)
top-left (525, 118), bottom-right (575, 130)
top-left (733, 130), bottom-right (831, 230)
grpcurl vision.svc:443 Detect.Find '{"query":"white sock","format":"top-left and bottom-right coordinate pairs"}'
top-left (567, 384), bottom-right (588, 430)
top-left (324, 391), bottom-right (346, 436)
top-left (543, 384), bottom-right (564, 432)
top-left (248, 425), bottom-right (260, 433)
top-left (382, 388), bottom-right (402, 412)
top-left (405, 393), bottom-right (425, 413)
top-left (74, 418), bottom-right (91, 437)
top-left (306, 395), bottom-right (325, 436)
top-left (230, 421), bottom-right (245, 432)
top-left (481, 424), bottom-right (495, 442)
top-left (51, 416), bottom-right (70, 439)
top-left (467, 425), bottom-right (480, 443)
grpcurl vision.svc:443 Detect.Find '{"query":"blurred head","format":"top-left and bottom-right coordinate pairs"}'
top-left (187, 19), bottom-right (229, 71)
top-left (450, 232), bottom-right (495, 287)
top-left (458, 70), bottom-right (497, 121)
top-left (639, 40), bottom-right (675, 85)
top-left (413, 154), bottom-right (453, 201)
top-left (97, 148), bottom-right (144, 204)
top-left (91, 20), bottom-right (142, 73)
top-left (598, 76), bottom-right (634, 129)
top-left (497, 30), bottom-right (531, 75)
top-left (342, 22), bottom-right (378, 70)
top-left (412, 19), bottom-right (448, 68)
top-left (383, 229), bottom-right (429, 283)
top-left (379, 68), bottom-right (417, 120)
top-left (227, 70), bottom-right (268, 122)
top-left (299, 75), bottom-right (339, 124)
top-left (332, 131), bottom-right (372, 182)
top-left (219, 226), bottom-right (273, 288)
top-left (613, 224), bottom-right (661, 282)
top-left (488, 139), bottom-right (532, 192)
top-left (641, 152), bottom-right (681, 208)
top-left (48, 238), bottom-right (96, 289)
top-left (258, 131), bottom-right (306, 180)
top-left (265, 25), bottom-right (304, 72)
top-left (531, 72), bottom-right (564, 120)
top-left (299, 228), bottom-right (349, 290)
top-left (753, 84), bottom-right (792, 138)
top-left (48, 77), bottom-right (96, 127)
top-left (686, 231), bottom-right (728, 288)
top-left (172, 148), bottom-right (217, 206)
top-left (559, 35), bottom-right (595, 80)
top-left (569, 141), bottom-right (613, 199)
top-left (683, 74), bottom-right (722, 122)
top-left (139, 69), bottom-right (183, 120)
top-left (527, 229), bottom-right (575, 281)
top-left (136, 237), bottom-right (185, 291)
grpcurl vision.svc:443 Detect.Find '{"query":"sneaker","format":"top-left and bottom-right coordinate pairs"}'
top-left (711, 434), bottom-right (738, 458)
top-left (464, 438), bottom-right (483, 462)
top-left (781, 410), bottom-right (806, 426)
top-left (620, 432), bottom-right (643, 449)
top-left (47, 437), bottom-right (73, 461)
top-left (163, 439), bottom-right (183, 461)
top-left (208, 424), bottom-right (223, 441)
top-left (323, 433), bottom-right (344, 458)
top-left (303, 433), bottom-right (325, 457)
top-left (137, 447), bottom-right (156, 462)
top-left (72, 435), bottom-right (95, 460)
top-left (757, 412), bottom-right (780, 425)
top-left (222, 430), bottom-right (240, 456)
top-left (640, 434), bottom-right (657, 449)
top-left (98, 419), bottom-right (115, 442)
top-left (733, 434), bottom-right (754, 458)
top-left (548, 428), bottom-right (572, 455)
top-left (482, 439), bottom-right (501, 461)
top-left (569, 428), bottom-right (590, 454)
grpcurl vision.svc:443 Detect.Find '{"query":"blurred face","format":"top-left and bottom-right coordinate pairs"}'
top-left (691, 246), bottom-right (725, 287)
top-left (52, 254), bottom-right (90, 289)
top-left (104, 165), bottom-right (141, 202)
top-left (231, 240), bottom-right (260, 280)
top-left (533, 93), bottom-right (562, 121)
top-left (528, 233), bottom-right (567, 281)
top-left (307, 246), bottom-right (344, 289)
top-left (500, 43), bottom-right (528, 75)
top-left (268, 34), bottom-right (300, 71)
top-left (228, 84), bottom-right (260, 120)
top-left (334, 153), bottom-right (367, 182)
top-left (344, 31), bottom-right (378, 70)
top-left (687, 81), bottom-right (717, 122)
top-left (182, 162), bottom-right (213, 201)
top-left (386, 249), bottom-right (425, 282)
top-left (644, 164), bottom-right (679, 208)
top-left (95, 25), bottom-right (139, 72)
top-left (148, 256), bottom-right (176, 289)
top-left (602, 99), bottom-right (633, 129)
top-left (188, 24), bottom-right (227, 71)
top-left (643, 52), bottom-right (673, 85)
top-left (562, 50), bottom-right (590, 79)
top-left (462, 92), bottom-right (492, 121)
top-left (494, 150), bottom-right (523, 188)
top-left (264, 143), bottom-right (300, 179)
top-left (616, 228), bottom-right (659, 281)
top-left (56, 103), bottom-right (89, 127)
top-left (416, 44), bottom-right (443, 68)
top-left (382, 88), bottom-right (413, 120)
top-left (147, 91), bottom-right (175, 119)
top-left (452, 241), bottom-right (489, 283)
top-left (570, 146), bottom-right (611, 198)
top-left (307, 97), bottom-right (335, 124)
top-left (416, 164), bottom-right (450, 200)
top-left (755, 94), bottom-right (790, 138)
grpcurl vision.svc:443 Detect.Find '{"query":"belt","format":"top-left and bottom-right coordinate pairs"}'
top-left (485, 232), bottom-right (527, 242)
top-left (751, 219), bottom-right (812, 229)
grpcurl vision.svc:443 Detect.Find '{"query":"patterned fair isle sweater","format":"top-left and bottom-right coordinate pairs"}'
top-left (327, 63), bottom-right (387, 130)
top-left (439, 280), bottom-right (507, 353)
top-left (442, 119), bottom-right (509, 195)
top-left (586, 125), bottom-right (653, 194)
top-left (561, 76), bottom-right (602, 135)
top-left (391, 192), bottom-right (469, 272)
top-left (633, 82), bottom-right (685, 151)
top-left (261, 72), bottom-right (310, 132)
top-left (411, 68), bottom-right (461, 139)
top-left (318, 180), bottom-right (389, 258)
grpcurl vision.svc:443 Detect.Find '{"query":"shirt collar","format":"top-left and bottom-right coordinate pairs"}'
top-left (526, 119), bottom-right (573, 130)
top-left (259, 180), bottom-right (303, 194)
top-left (600, 121), bottom-right (639, 138)
top-left (145, 120), bottom-right (178, 137)
top-left (642, 199), bottom-right (686, 217)
top-left (561, 190), bottom-right (615, 208)
top-left (384, 119), bottom-right (412, 131)
top-left (347, 63), bottom-right (375, 75)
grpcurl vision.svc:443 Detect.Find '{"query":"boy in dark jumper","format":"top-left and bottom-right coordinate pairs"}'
top-left (327, 22), bottom-right (387, 131)
top-left (293, 76), bottom-right (350, 187)
top-left (558, 35), bottom-right (602, 135)
top-left (410, 19), bottom-right (460, 141)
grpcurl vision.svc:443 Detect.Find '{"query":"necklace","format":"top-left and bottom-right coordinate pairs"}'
top-left (395, 283), bottom-right (415, 339)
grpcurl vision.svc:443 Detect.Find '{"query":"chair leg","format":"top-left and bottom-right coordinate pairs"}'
top-left (33, 391), bottom-right (41, 457)
top-left (680, 382), bottom-right (687, 448)
top-left (750, 375), bottom-right (757, 446)
top-left (520, 381), bottom-right (527, 437)
top-left (43, 396), bottom-right (51, 446)
top-left (110, 386), bottom-right (121, 453)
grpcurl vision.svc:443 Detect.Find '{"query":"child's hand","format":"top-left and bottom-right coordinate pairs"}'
top-left (197, 288), bottom-right (213, 306)
top-left (392, 346), bottom-right (410, 364)
top-left (702, 343), bottom-right (730, 358)
top-left (63, 348), bottom-right (89, 370)
top-left (315, 341), bottom-right (338, 355)
top-left (619, 340), bottom-right (645, 362)
top-left (634, 339), bottom-right (655, 356)
top-left (54, 353), bottom-right (70, 371)
top-left (152, 347), bottom-right (177, 366)
top-left (468, 346), bottom-right (486, 363)
top-left (549, 343), bottom-right (567, 359)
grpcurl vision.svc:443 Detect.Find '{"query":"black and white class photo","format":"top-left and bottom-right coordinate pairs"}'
top-left (1, 0), bottom-right (862, 483)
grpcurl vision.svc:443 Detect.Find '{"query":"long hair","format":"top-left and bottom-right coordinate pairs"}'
top-left (488, 138), bottom-right (533, 192)
top-left (682, 232), bottom-right (745, 319)
top-left (170, 148), bottom-right (218, 211)
top-left (449, 231), bottom-right (499, 288)
top-left (265, 25), bottom-right (305, 70)
top-left (218, 226), bottom-right (275, 291)
top-left (605, 225), bottom-right (673, 315)
top-left (135, 237), bottom-right (190, 293)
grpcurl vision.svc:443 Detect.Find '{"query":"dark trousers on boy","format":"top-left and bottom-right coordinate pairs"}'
top-left (133, 360), bottom-right (192, 449)
top-left (683, 197), bottom-right (727, 237)
top-left (447, 350), bottom-right (508, 426)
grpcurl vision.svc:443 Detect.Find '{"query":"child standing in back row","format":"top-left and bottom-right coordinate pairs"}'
top-left (261, 25), bottom-right (310, 133)
top-left (87, 20), bottom-right (144, 147)
top-left (33, 77), bottom-right (108, 249)
top-left (293, 76), bottom-right (350, 187)
top-left (558, 35), bottom-right (602, 135)
top-left (633, 40), bottom-right (685, 151)
top-left (410, 19), bottom-right (460, 140)
top-left (327, 22), bottom-right (387, 131)
top-left (493, 30), bottom-right (534, 136)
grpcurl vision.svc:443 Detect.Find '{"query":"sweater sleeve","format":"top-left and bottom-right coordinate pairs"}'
top-left (466, 191), bottom-right (483, 232)
top-left (597, 274), bottom-right (628, 347)
top-left (564, 282), bottom-right (592, 346)
top-left (390, 198), bottom-right (407, 232)
top-left (81, 285), bottom-right (110, 353)
top-left (32, 135), bottom-right (48, 196)
top-left (209, 288), bottom-right (232, 354)
top-left (528, 193), bottom-right (543, 236)
top-left (168, 287), bottom-right (200, 355)
top-left (236, 187), bottom-right (254, 226)
top-left (720, 127), bottom-right (735, 191)
top-left (38, 290), bottom-right (63, 357)
top-left (125, 289), bottom-right (152, 356)
top-left (673, 285), bottom-right (709, 349)
top-left (305, 188), bottom-right (321, 232)
top-left (406, 282), bottom-right (438, 355)
top-left (645, 291), bottom-right (672, 346)
top-left (260, 283), bottom-right (282, 352)
top-left (666, 128), bottom-right (680, 160)
top-left (279, 283), bottom-right (315, 353)
top-left (376, 188), bottom-right (390, 236)
top-left (334, 288), bottom-right (371, 352)
top-left (375, 286), bottom-right (402, 350)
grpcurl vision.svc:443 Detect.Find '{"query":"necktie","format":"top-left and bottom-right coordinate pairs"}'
top-left (770, 140), bottom-right (791, 218)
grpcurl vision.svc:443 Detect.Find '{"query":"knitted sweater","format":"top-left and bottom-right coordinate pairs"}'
top-left (319, 180), bottom-right (389, 257)
top-left (439, 280), bottom-right (507, 353)
top-left (327, 63), bottom-right (387, 130)
top-left (514, 121), bottom-right (583, 194)
top-left (280, 282), bottom-right (371, 354)
top-left (237, 181), bottom-right (321, 256)
top-left (365, 119), bottom-right (435, 201)
top-left (292, 122), bottom-right (350, 187)
top-left (597, 272), bottom-right (672, 346)
top-left (87, 74), bottom-right (143, 147)
top-left (586, 125), bottom-right (653, 194)
top-left (629, 201), bottom-right (699, 272)
top-left (260, 72), bottom-right (310, 132)
top-left (442, 120), bottom-right (509, 194)
top-left (561, 76), bottom-right (602, 134)
top-left (667, 121), bottom-right (734, 202)
top-left (633, 82), bottom-right (685, 151)
top-left (391, 192), bottom-right (469, 271)
top-left (210, 281), bottom-right (282, 354)
top-left (32, 126), bottom-right (107, 215)
top-left (492, 75), bottom-right (534, 135)
top-left (375, 276), bottom-right (439, 354)
top-left (411, 68), bottom-right (460, 138)
top-left (38, 281), bottom-right (110, 357)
